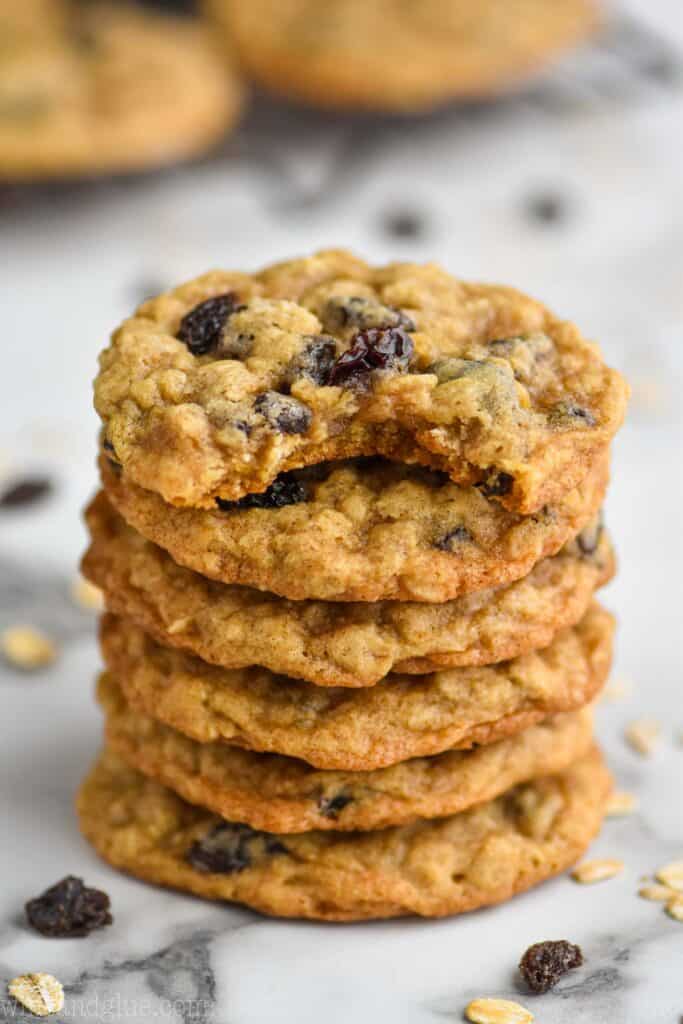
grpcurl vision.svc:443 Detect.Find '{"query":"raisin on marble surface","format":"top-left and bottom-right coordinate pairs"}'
top-left (216, 474), bottom-right (308, 511)
top-left (381, 208), bottom-right (427, 240)
top-left (328, 327), bottom-right (414, 386)
top-left (187, 824), bottom-right (286, 875)
top-left (0, 476), bottom-right (53, 509)
top-left (25, 876), bottom-right (112, 937)
top-left (525, 192), bottom-right (569, 226)
top-left (177, 293), bottom-right (244, 355)
top-left (519, 939), bottom-right (583, 993)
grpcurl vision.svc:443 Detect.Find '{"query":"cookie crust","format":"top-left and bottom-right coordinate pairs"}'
top-left (101, 673), bottom-right (595, 833)
top-left (77, 746), bottom-right (611, 920)
top-left (84, 491), bottom-right (614, 686)
top-left (94, 251), bottom-right (627, 513)
top-left (100, 451), bottom-right (609, 603)
top-left (99, 606), bottom-right (613, 770)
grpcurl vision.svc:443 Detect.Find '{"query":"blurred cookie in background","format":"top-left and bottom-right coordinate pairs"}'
top-left (0, 1), bottom-right (243, 182)
top-left (204, 0), bottom-right (599, 113)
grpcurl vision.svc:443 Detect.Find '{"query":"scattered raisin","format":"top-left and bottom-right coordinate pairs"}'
top-left (519, 940), bottom-right (583, 993)
top-left (381, 208), bottom-right (427, 240)
top-left (254, 391), bottom-right (312, 434)
top-left (525, 192), bottom-right (569, 226)
top-left (433, 526), bottom-right (472, 550)
top-left (318, 793), bottom-right (354, 819)
top-left (177, 293), bottom-right (244, 355)
top-left (477, 470), bottom-right (514, 499)
top-left (216, 474), bottom-right (308, 511)
top-left (328, 327), bottom-right (414, 387)
top-left (25, 876), bottom-right (112, 938)
top-left (0, 476), bottom-right (53, 509)
top-left (283, 336), bottom-right (337, 389)
top-left (186, 824), bottom-right (286, 875)
top-left (323, 296), bottom-right (415, 333)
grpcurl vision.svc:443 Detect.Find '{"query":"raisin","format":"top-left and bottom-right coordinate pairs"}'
top-left (381, 208), bottom-right (427, 240)
top-left (283, 336), bottom-right (337, 389)
top-left (550, 401), bottom-right (596, 427)
top-left (0, 477), bottom-right (53, 509)
top-left (323, 296), bottom-right (415, 333)
top-left (177, 293), bottom-right (244, 355)
top-left (574, 517), bottom-right (603, 556)
top-left (186, 824), bottom-right (286, 875)
top-left (477, 470), bottom-right (514, 499)
top-left (25, 876), bottom-right (112, 938)
top-left (328, 327), bottom-right (414, 387)
top-left (318, 793), bottom-right (353, 819)
top-left (525, 192), bottom-right (569, 226)
top-left (519, 940), bottom-right (583, 993)
top-left (433, 526), bottom-right (472, 550)
top-left (254, 391), bottom-right (312, 434)
top-left (216, 474), bottom-right (308, 511)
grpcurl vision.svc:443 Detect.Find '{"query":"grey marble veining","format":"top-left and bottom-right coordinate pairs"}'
top-left (1, 1), bottom-right (682, 1020)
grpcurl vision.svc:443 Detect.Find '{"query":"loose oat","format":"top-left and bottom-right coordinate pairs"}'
top-left (665, 896), bottom-right (683, 922)
top-left (606, 791), bottom-right (637, 817)
top-left (1, 626), bottom-right (57, 670)
top-left (624, 719), bottom-right (660, 756)
top-left (638, 883), bottom-right (677, 902)
top-left (571, 858), bottom-right (624, 884)
top-left (465, 999), bottom-right (533, 1024)
top-left (8, 974), bottom-right (64, 1017)
top-left (72, 575), bottom-right (104, 612)
top-left (656, 860), bottom-right (683, 893)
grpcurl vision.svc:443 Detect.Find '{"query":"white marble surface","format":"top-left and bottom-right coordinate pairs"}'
top-left (1, 2), bottom-right (682, 1021)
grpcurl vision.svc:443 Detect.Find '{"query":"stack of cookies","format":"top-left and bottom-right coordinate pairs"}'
top-left (78, 250), bottom-right (628, 921)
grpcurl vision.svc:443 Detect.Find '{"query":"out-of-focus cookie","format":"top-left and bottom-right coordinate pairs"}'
top-left (101, 673), bottom-right (595, 833)
top-left (0, 2), bottom-right (242, 181)
top-left (84, 491), bottom-right (614, 686)
top-left (204, 0), bottom-right (598, 112)
top-left (77, 745), bottom-right (611, 920)
top-left (94, 250), bottom-right (627, 514)
top-left (99, 605), bottom-right (613, 770)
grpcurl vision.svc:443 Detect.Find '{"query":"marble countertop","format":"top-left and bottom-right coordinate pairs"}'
top-left (1, 2), bottom-right (682, 1020)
